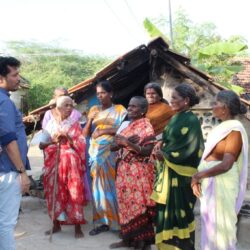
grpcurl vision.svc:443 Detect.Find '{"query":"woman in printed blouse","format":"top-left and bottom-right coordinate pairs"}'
top-left (110, 96), bottom-right (156, 250)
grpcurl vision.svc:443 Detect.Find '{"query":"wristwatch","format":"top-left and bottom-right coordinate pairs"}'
top-left (17, 167), bottom-right (26, 174)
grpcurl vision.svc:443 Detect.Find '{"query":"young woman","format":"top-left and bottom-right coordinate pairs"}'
top-left (83, 80), bottom-right (127, 235)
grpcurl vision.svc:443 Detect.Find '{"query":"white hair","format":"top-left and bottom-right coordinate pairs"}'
top-left (56, 96), bottom-right (73, 108)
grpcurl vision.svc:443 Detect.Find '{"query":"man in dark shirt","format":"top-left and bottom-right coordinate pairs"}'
top-left (0, 57), bottom-right (30, 250)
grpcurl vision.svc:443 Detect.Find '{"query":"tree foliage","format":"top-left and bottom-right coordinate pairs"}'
top-left (5, 41), bottom-right (111, 111)
top-left (144, 8), bottom-right (248, 93)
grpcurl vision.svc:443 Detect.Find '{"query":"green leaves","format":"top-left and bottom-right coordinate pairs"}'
top-left (195, 41), bottom-right (247, 92)
top-left (198, 42), bottom-right (248, 58)
top-left (143, 9), bottom-right (248, 94)
top-left (4, 41), bottom-right (111, 111)
top-left (220, 83), bottom-right (245, 95)
top-left (143, 18), bottom-right (168, 42)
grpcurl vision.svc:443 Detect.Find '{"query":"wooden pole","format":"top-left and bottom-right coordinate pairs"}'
top-left (168, 0), bottom-right (174, 49)
top-left (49, 142), bottom-right (60, 242)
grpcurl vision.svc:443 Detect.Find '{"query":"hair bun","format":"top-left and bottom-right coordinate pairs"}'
top-left (239, 103), bottom-right (247, 114)
top-left (194, 96), bottom-right (200, 105)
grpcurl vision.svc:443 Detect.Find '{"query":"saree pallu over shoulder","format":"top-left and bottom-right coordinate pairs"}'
top-left (198, 120), bottom-right (248, 250)
top-left (43, 120), bottom-right (87, 224)
top-left (201, 119), bottom-right (248, 213)
top-left (151, 111), bottom-right (204, 204)
top-left (151, 111), bottom-right (204, 248)
top-left (88, 104), bottom-right (127, 230)
top-left (89, 104), bottom-right (127, 165)
top-left (199, 160), bottom-right (239, 250)
top-left (116, 118), bottom-right (156, 244)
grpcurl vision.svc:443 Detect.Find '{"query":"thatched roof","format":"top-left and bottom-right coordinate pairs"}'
top-left (24, 37), bottom-right (250, 133)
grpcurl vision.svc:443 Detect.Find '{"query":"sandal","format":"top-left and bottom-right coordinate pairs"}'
top-left (89, 224), bottom-right (109, 236)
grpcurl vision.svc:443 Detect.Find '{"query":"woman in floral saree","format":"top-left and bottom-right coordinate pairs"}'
top-left (110, 96), bottom-right (156, 250)
top-left (192, 90), bottom-right (248, 250)
top-left (40, 96), bottom-right (87, 238)
top-left (151, 83), bottom-right (204, 250)
top-left (83, 80), bottom-right (127, 235)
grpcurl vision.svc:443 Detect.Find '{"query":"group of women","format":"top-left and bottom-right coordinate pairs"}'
top-left (40, 80), bottom-right (248, 250)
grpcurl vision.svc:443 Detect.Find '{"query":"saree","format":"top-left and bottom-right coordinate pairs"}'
top-left (116, 118), bottom-right (156, 244)
top-left (88, 104), bottom-right (127, 229)
top-left (146, 102), bottom-right (175, 137)
top-left (151, 110), bottom-right (204, 250)
top-left (43, 117), bottom-right (87, 224)
top-left (198, 120), bottom-right (248, 250)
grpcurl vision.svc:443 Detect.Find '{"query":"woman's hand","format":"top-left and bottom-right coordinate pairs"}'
top-left (191, 174), bottom-right (202, 198)
top-left (155, 149), bottom-right (164, 161)
top-left (192, 182), bottom-right (201, 198)
top-left (52, 132), bottom-right (68, 143)
top-left (155, 141), bottom-right (163, 150)
top-left (92, 128), bottom-right (103, 139)
top-left (150, 141), bottom-right (163, 161)
top-left (19, 172), bottom-right (31, 194)
top-left (115, 134), bottom-right (129, 147)
top-left (39, 142), bottom-right (47, 150)
top-left (39, 142), bottom-right (54, 150)
top-left (110, 142), bottom-right (120, 152)
top-left (127, 135), bottom-right (140, 144)
top-left (88, 111), bottom-right (99, 121)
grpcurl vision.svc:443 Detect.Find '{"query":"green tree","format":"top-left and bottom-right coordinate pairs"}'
top-left (5, 41), bottom-right (111, 111)
top-left (144, 8), bottom-right (248, 93)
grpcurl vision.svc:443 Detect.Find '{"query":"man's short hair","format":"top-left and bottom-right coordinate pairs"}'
top-left (0, 57), bottom-right (21, 77)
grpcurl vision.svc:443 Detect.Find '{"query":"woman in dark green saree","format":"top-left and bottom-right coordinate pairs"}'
top-left (151, 83), bottom-right (204, 250)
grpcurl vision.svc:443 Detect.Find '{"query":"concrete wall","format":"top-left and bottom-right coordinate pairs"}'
top-left (10, 88), bottom-right (28, 114)
top-left (158, 70), bottom-right (250, 190)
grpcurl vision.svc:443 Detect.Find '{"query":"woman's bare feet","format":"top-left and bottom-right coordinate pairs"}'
top-left (142, 245), bottom-right (151, 250)
top-left (134, 240), bottom-right (145, 249)
top-left (45, 220), bottom-right (61, 235)
top-left (109, 240), bottom-right (131, 249)
top-left (75, 224), bottom-right (84, 238)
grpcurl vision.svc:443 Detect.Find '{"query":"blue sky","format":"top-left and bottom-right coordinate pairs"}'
top-left (0, 0), bottom-right (249, 56)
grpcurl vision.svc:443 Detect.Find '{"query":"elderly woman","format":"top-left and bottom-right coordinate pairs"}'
top-left (40, 96), bottom-right (87, 238)
top-left (42, 86), bottom-right (82, 129)
top-left (110, 96), bottom-right (156, 250)
top-left (144, 82), bottom-right (175, 139)
top-left (192, 90), bottom-right (248, 250)
top-left (151, 83), bottom-right (204, 250)
top-left (83, 80), bottom-right (127, 235)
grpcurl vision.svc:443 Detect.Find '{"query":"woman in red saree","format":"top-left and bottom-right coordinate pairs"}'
top-left (40, 96), bottom-right (87, 238)
top-left (110, 96), bottom-right (156, 250)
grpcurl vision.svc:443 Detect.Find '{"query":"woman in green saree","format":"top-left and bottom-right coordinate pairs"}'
top-left (151, 83), bottom-right (204, 250)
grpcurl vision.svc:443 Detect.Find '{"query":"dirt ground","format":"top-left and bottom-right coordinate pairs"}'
top-left (15, 146), bottom-right (250, 250)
